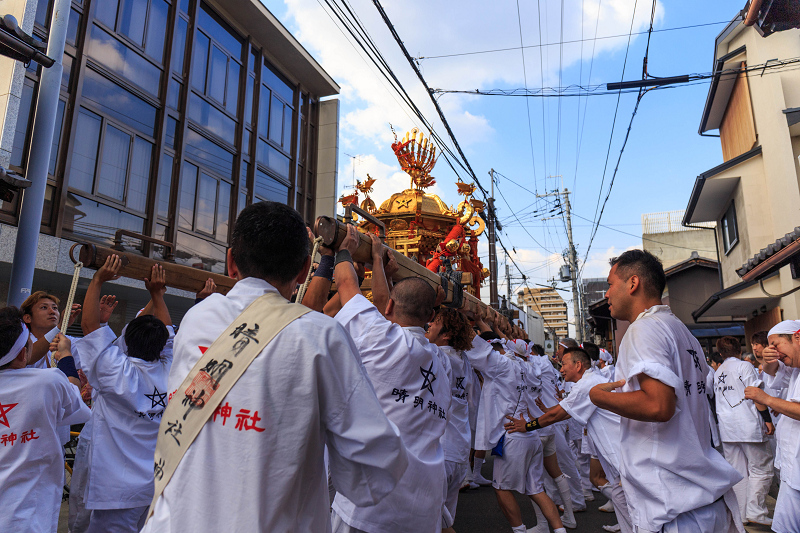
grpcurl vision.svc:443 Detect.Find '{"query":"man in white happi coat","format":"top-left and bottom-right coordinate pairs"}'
top-left (323, 226), bottom-right (449, 533)
top-left (73, 257), bottom-right (175, 532)
top-left (467, 314), bottom-right (566, 533)
top-left (709, 336), bottom-right (774, 526)
top-left (21, 290), bottom-right (82, 386)
top-left (589, 250), bottom-right (743, 533)
top-left (0, 306), bottom-right (90, 533)
top-left (143, 202), bottom-right (407, 533)
top-left (508, 347), bottom-right (633, 533)
top-left (425, 307), bottom-right (479, 532)
top-left (743, 320), bottom-right (800, 533)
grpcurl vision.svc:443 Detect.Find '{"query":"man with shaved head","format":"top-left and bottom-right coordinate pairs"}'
top-left (319, 226), bottom-right (452, 533)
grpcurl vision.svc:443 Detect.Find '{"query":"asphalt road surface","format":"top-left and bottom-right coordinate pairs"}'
top-left (453, 455), bottom-right (619, 532)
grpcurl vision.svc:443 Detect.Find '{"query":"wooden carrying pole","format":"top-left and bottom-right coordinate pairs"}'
top-left (314, 216), bottom-right (490, 317)
top-left (74, 243), bottom-right (236, 295)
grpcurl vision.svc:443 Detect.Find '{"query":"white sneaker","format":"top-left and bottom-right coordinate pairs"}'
top-left (583, 489), bottom-right (595, 501)
top-left (602, 525), bottom-right (621, 532)
top-left (598, 500), bottom-right (614, 513)
top-left (473, 473), bottom-right (493, 486)
top-left (747, 517), bottom-right (773, 526)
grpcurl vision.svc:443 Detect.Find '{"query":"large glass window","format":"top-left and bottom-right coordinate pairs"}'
top-left (177, 161), bottom-right (231, 242)
top-left (95, 0), bottom-right (169, 64)
top-left (81, 68), bottom-right (157, 136)
top-left (67, 107), bottom-right (153, 215)
top-left (86, 24), bottom-right (161, 95)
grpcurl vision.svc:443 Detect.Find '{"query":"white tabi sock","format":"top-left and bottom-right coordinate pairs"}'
top-left (527, 501), bottom-right (548, 533)
top-left (555, 474), bottom-right (576, 527)
top-left (472, 456), bottom-right (485, 478)
top-left (512, 525), bottom-right (527, 533)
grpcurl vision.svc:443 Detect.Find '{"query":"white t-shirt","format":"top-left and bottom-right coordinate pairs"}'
top-left (614, 305), bottom-right (741, 531)
top-left (440, 346), bottom-right (477, 464)
top-left (333, 294), bottom-right (449, 533)
top-left (763, 362), bottom-right (800, 491)
top-left (713, 357), bottom-right (767, 443)
top-left (0, 367), bottom-right (90, 532)
top-left (559, 369), bottom-right (622, 482)
top-left (143, 279), bottom-right (407, 533)
top-left (463, 337), bottom-right (537, 445)
top-left (79, 325), bottom-right (174, 509)
top-left (29, 332), bottom-right (83, 370)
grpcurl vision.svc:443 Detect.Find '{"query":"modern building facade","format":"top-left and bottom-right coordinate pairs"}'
top-left (682, 14), bottom-right (800, 343)
top-left (517, 287), bottom-right (569, 339)
top-left (0, 0), bottom-right (339, 321)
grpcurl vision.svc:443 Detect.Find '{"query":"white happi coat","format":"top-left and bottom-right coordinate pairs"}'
top-left (79, 325), bottom-right (174, 509)
top-left (713, 357), bottom-right (768, 443)
top-left (334, 295), bottom-right (449, 533)
top-left (0, 368), bottom-right (90, 532)
top-left (615, 305), bottom-right (742, 531)
top-left (763, 362), bottom-right (800, 491)
top-left (440, 345), bottom-right (478, 464)
top-left (143, 279), bottom-right (407, 533)
top-left (562, 380), bottom-right (585, 442)
top-left (559, 368), bottom-right (622, 481)
top-left (530, 354), bottom-right (560, 437)
top-left (465, 337), bottom-right (538, 447)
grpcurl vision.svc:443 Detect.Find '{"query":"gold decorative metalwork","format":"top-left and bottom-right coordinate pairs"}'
top-left (392, 127), bottom-right (438, 190)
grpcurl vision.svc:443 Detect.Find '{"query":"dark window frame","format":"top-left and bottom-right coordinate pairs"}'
top-left (721, 201), bottom-right (739, 255)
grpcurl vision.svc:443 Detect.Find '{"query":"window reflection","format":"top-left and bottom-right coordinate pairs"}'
top-left (217, 180), bottom-right (231, 240)
top-left (256, 139), bottom-right (290, 181)
top-left (165, 116), bottom-right (178, 149)
top-left (191, 32), bottom-right (210, 91)
top-left (158, 154), bottom-right (174, 219)
top-left (119, 0), bottom-right (147, 46)
top-left (175, 231), bottom-right (226, 273)
top-left (208, 45), bottom-right (227, 104)
top-left (255, 169), bottom-right (288, 203)
top-left (63, 193), bottom-right (145, 246)
top-left (198, 4), bottom-right (242, 58)
top-left (82, 68), bottom-right (157, 136)
top-left (172, 17), bottom-right (188, 74)
top-left (167, 78), bottom-right (181, 110)
top-left (87, 25), bottom-right (161, 96)
top-left (179, 162), bottom-right (198, 230)
top-left (262, 59), bottom-right (295, 103)
top-left (128, 138), bottom-right (152, 212)
top-left (97, 125), bottom-right (130, 202)
top-left (144, 0), bottom-right (169, 62)
top-left (69, 110), bottom-right (102, 193)
top-left (187, 93), bottom-right (236, 145)
top-left (196, 171), bottom-right (217, 235)
top-left (184, 128), bottom-right (234, 179)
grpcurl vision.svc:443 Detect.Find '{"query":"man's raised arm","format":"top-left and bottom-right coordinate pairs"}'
top-left (589, 374), bottom-right (676, 423)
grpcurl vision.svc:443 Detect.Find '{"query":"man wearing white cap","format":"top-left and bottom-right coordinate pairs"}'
top-left (0, 306), bottom-right (91, 532)
top-left (743, 319), bottom-right (800, 533)
top-left (598, 349), bottom-right (615, 380)
top-left (589, 250), bottom-right (743, 533)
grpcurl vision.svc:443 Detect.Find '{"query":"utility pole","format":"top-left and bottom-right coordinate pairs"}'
top-left (7, 0), bottom-right (69, 308)
top-left (563, 189), bottom-right (583, 342)
top-left (505, 257), bottom-right (511, 305)
top-left (487, 169), bottom-right (499, 309)
top-left (537, 186), bottom-right (583, 342)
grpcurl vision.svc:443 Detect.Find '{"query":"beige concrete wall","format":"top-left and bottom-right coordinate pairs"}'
top-left (315, 98), bottom-right (339, 220)
top-left (642, 230), bottom-right (717, 269)
top-left (0, 0), bottom-right (37, 168)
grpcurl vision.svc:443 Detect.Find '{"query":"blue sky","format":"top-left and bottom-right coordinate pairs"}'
top-left (261, 0), bottom-right (741, 321)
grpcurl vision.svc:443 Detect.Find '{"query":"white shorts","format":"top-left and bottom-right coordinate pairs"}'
top-left (492, 436), bottom-right (545, 495)
top-left (331, 511), bottom-right (368, 533)
top-left (442, 461), bottom-right (468, 528)
top-left (773, 483), bottom-right (800, 533)
top-left (86, 506), bottom-right (148, 533)
top-left (634, 490), bottom-right (740, 533)
top-left (539, 433), bottom-right (556, 457)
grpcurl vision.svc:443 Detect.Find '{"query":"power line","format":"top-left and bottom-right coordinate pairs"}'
top-left (515, 0), bottom-right (538, 194)
top-left (416, 20), bottom-right (730, 61)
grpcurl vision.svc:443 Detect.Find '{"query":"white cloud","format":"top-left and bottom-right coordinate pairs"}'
top-left (580, 244), bottom-right (638, 278)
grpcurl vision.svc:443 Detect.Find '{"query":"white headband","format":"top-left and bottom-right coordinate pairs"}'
top-left (0, 324), bottom-right (29, 367)
top-left (599, 349), bottom-right (612, 363)
top-left (768, 320), bottom-right (800, 337)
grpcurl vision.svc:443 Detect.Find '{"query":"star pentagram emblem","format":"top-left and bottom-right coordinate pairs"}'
top-left (396, 198), bottom-right (412, 209)
top-left (0, 402), bottom-right (18, 428)
top-left (455, 377), bottom-right (465, 390)
top-left (718, 373), bottom-right (727, 385)
top-left (420, 361), bottom-right (437, 395)
top-left (145, 386), bottom-right (167, 409)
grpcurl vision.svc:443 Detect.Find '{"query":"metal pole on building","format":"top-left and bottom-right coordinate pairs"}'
top-left (563, 189), bottom-right (583, 342)
top-left (487, 169), bottom-right (499, 309)
top-left (7, 0), bottom-right (69, 308)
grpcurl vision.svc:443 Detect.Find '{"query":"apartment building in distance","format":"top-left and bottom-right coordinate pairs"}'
top-left (517, 287), bottom-right (569, 339)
